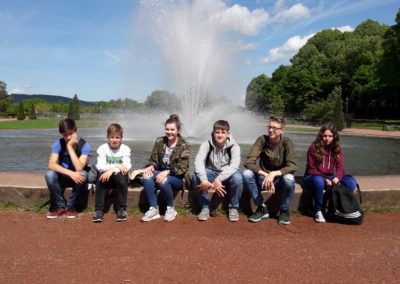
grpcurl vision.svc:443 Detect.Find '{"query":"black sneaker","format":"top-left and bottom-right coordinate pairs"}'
top-left (92, 210), bottom-right (103, 223)
top-left (278, 210), bottom-right (290, 225)
top-left (248, 205), bottom-right (269, 222)
top-left (116, 209), bottom-right (128, 222)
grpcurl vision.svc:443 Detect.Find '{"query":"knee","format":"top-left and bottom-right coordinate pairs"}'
top-left (311, 175), bottom-right (325, 189)
top-left (242, 169), bottom-right (255, 181)
top-left (229, 171), bottom-right (243, 185)
top-left (282, 174), bottom-right (295, 187)
top-left (45, 170), bottom-right (58, 183)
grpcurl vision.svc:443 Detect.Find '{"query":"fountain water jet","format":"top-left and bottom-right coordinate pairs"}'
top-left (134, 0), bottom-right (245, 137)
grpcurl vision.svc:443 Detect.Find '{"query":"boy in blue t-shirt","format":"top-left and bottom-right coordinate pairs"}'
top-left (45, 118), bottom-right (91, 219)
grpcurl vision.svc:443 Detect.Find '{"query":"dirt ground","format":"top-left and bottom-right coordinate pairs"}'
top-left (0, 211), bottom-right (399, 283)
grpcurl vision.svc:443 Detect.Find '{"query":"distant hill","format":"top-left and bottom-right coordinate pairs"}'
top-left (10, 94), bottom-right (95, 106)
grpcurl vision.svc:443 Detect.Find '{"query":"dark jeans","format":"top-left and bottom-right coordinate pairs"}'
top-left (45, 170), bottom-right (88, 211)
top-left (95, 172), bottom-right (128, 212)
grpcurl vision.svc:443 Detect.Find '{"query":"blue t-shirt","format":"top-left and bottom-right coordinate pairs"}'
top-left (51, 139), bottom-right (91, 170)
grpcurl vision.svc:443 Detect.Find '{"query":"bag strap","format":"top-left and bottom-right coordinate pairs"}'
top-left (356, 183), bottom-right (362, 205)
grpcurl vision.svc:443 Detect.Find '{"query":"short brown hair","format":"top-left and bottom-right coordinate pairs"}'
top-left (213, 120), bottom-right (230, 132)
top-left (107, 123), bottom-right (123, 136)
top-left (269, 115), bottom-right (285, 127)
top-left (58, 118), bottom-right (77, 134)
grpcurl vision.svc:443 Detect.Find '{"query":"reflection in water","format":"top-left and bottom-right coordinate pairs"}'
top-left (1, 130), bottom-right (399, 175)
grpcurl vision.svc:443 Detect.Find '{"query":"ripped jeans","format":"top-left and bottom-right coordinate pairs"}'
top-left (243, 169), bottom-right (295, 211)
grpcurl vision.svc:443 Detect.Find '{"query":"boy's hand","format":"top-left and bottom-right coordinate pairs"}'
top-left (67, 133), bottom-right (78, 149)
top-left (197, 180), bottom-right (212, 193)
top-left (262, 173), bottom-right (276, 193)
top-left (99, 170), bottom-right (113, 182)
top-left (212, 178), bottom-right (226, 197)
top-left (116, 165), bottom-right (128, 175)
top-left (69, 171), bottom-right (86, 184)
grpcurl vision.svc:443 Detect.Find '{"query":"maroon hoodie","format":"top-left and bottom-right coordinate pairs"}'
top-left (305, 143), bottom-right (345, 180)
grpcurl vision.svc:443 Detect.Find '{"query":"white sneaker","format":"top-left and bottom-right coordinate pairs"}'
top-left (197, 207), bottom-right (210, 221)
top-left (164, 206), bottom-right (177, 222)
top-left (314, 211), bottom-right (326, 223)
top-left (141, 207), bottom-right (161, 222)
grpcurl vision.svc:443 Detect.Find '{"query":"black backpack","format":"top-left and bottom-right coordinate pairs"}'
top-left (327, 182), bottom-right (364, 225)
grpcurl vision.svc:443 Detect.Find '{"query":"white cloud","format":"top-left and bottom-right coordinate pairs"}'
top-left (333, 25), bottom-right (354, 32)
top-left (261, 33), bottom-right (315, 64)
top-left (213, 4), bottom-right (269, 36)
top-left (104, 50), bottom-right (121, 64)
top-left (10, 85), bottom-right (30, 94)
top-left (271, 1), bottom-right (311, 23)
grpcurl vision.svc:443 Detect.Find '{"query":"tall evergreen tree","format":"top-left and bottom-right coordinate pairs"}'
top-left (29, 104), bottom-right (37, 119)
top-left (330, 86), bottom-right (345, 130)
top-left (67, 94), bottom-right (80, 120)
top-left (16, 102), bottom-right (26, 120)
top-left (0, 80), bottom-right (10, 114)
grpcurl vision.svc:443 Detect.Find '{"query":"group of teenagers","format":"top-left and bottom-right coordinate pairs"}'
top-left (45, 115), bottom-right (358, 224)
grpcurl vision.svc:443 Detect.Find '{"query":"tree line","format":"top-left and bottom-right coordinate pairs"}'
top-left (245, 9), bottom-right (400, 122)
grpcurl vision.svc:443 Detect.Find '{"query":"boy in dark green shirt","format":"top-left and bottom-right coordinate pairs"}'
top-left (243, 116), bottom-right (297, 225)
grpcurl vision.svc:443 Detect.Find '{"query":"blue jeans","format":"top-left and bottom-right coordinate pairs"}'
top-left (242, 169), bottom-right (295, 211)
top-left (191, 169), bottom-right (243, 209)
top-left (143, 170), bottom-right (183, 208)
top-left (45, 170), bottom-right (88, 210)
top-left (303, 174), bottom-right (357, 212)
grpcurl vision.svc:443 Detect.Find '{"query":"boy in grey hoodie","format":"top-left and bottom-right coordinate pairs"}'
top-left (192, 120), bottom-right (243, 222)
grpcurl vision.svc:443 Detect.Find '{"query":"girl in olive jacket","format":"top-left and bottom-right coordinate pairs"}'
top-left (141, 114), bottom-right (190, 222)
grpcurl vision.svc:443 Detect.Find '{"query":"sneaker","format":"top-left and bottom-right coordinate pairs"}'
top-left (197, 207), bottom-right (210, 221)
top-left (141, 207), bottom-right (161, 222)
top-left (314, 211), bottom-right (326, 223)
top-left (46, 208), bottom-right (65, 219)
top-left (66, 209), bottom-right (77, 219)
top-left (248, 205), bottom-right (269, 222)
top-left (278, 210), bottom-right (290, 225)
top-left (92, 210), bottom-right (104, 223)
top-left (228, 208), bottom-right (239, 222)
top-left (116, 209), bottom-right (128, 222)
top-left (164, 206), bottom-right (177, 222)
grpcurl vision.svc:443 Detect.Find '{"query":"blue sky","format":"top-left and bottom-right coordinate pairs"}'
top-left (0, 0), bottom-right (398, 103)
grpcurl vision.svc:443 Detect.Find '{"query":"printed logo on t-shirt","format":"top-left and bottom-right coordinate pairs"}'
top-left (106, 155), bottom-right (123, 164)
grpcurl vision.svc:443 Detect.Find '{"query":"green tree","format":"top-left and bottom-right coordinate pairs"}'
top-left (270, 95), bottom-right (285, 116)
top-left (245, 74), bottom-right (272, 113)
top-left (329, 86), bottom-right (345, 130)
top-left (144, 90), bottom-right (181, 112)
top-left (67, 94), bottom-right (80, 120)
top-left (16, 102), bottom-right (26, 120)
top-left (0, 80), bottom-right (11, 114)
top-left (29, 104), bottom-right (37, 119)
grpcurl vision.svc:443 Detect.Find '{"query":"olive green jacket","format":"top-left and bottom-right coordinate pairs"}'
top-left (147, 134), bottom-right (190, 177)
top-left (244, 135), bottom-right (298, 175)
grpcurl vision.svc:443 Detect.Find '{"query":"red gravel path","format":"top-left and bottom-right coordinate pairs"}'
top-left (0, 211), bottom-right (399, 283)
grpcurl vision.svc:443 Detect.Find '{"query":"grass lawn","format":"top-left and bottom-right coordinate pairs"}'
top-left (0, 118), bottom-right (102, 130)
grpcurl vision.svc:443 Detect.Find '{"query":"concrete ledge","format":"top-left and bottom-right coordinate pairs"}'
top-left (0, 171), bottom-right (400, 213)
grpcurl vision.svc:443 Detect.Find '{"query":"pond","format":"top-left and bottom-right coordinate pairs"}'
top-left (1, 129), bottom-right (399, 176)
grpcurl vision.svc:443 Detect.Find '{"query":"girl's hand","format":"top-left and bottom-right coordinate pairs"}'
top-left (144, 165), bottom-right (155, 178)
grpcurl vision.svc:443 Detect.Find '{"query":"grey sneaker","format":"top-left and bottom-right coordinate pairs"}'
top-left (197, 207), bottom-right (210, 221)
top-left (116, 209), bottom-right (128, 222)
top-left (141, 207), bottom-right (161, 222)
top-left (164, 206), bottom-right (177, 222)
top-left (248, 205), bottom-right (269, 223)
top-left (278, 210), bottom-right (291, 225)
top-left (92, 210), bottom-right (103, 223)
top-left (228, 208), bottom-right (239, 222)
top-left (314, 211), bottom-right (326, 223)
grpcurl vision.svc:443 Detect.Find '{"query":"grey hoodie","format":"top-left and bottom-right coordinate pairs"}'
top-left (194, 135), bottom-right (241, 182)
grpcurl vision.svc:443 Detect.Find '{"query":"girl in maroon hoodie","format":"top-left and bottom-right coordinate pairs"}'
top-left (303, 123), bottom-right (357, 223)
